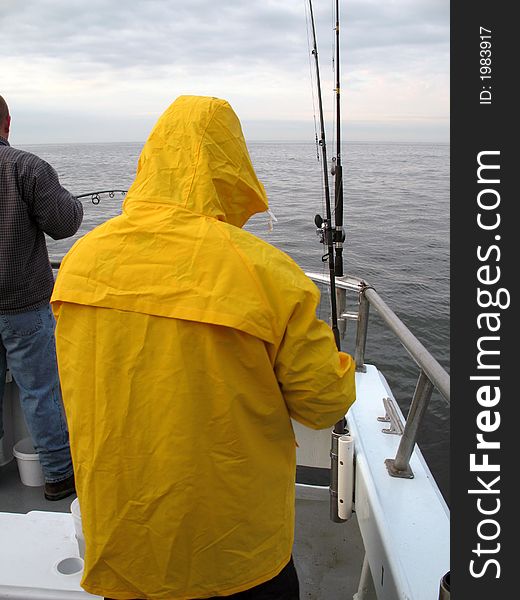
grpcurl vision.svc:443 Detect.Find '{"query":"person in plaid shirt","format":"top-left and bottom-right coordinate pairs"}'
top-left (0, 94), bottom-right (83, 501)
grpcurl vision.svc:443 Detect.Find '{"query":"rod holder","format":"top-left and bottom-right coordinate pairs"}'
top-left (329, 431), bottom-right (347, 523)
top-left (337, 434), bottom-right (354, 520)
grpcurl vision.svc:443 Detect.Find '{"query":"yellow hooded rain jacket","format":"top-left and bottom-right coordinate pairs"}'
top-left (51, 96), bottom-right (356, 599)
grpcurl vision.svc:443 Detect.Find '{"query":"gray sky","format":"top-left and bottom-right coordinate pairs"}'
top-left (0, 0), bottom-right (449, 144)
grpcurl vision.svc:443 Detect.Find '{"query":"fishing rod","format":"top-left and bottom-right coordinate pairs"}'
top-left (330, 0), bottom-right (348, 344)
top-left (75, 189), bottom-right (127, 205)
top-left (307, 0), bottom-right (347, 524)
top-left (332, 0), bottom-right (345, 278)
top-left (49, 189), bottom-right (127, 270)
top-left (307, 0), bottom-right (340, 351)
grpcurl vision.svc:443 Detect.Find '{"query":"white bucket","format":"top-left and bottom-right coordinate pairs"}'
top-left (70, 498), bottom-right (85, 558)
top-left (12, 437), bottom-right (45, 487)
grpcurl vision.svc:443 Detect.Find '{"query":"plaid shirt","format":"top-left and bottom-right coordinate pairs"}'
top-left (0, 136), bottom-right (84, 313)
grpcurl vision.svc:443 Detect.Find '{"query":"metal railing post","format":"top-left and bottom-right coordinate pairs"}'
top-left (354, 288), bottom-right (369, 372)
top-left (385, 370), bottom-right (434, 478)
top-left (306, 271), bottom-right (450, 482)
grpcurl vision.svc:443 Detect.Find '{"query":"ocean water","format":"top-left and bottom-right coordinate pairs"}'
top-left (20, 140), bottom-right (450, 502)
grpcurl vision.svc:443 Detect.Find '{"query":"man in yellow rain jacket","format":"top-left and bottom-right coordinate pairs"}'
top-left (51, 95), bottom-right (356, 600)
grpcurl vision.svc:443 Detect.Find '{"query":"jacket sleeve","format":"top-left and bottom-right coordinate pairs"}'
top-left (274, 285), bottom-right (356, 430)
top-left (26, 158), bottom-right (84, 240)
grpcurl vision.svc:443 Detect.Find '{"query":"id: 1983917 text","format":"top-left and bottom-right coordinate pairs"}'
top-left (480, 27), bottom-right (492, 105)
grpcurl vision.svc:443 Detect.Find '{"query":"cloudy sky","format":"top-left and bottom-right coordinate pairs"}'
top-left (0, 0), bottom-right (449, 144)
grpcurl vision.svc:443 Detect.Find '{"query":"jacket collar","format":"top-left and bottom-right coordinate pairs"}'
top-left (0, 136), bottom-right (9, 146)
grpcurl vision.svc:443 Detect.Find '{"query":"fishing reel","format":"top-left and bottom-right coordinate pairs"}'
top-left (314, 214), bottom-right (326, 246)
top-left (315, 214), bottom-right (345, 247)
top-left (314, 214), bottom-right (333, 262)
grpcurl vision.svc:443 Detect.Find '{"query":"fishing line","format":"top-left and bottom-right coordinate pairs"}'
top-left (304, 1), bottom-right (321, 163)
top-left (304, 0), bottom-right (328, 281)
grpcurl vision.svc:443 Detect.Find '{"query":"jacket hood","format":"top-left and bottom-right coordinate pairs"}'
top-left (52, 95), bottom-right (299, 345)
top-left (123, 95), bottom-right (268, 228)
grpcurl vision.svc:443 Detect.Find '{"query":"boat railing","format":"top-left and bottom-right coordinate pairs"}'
top-left (306, 272), bottom-right (450, 480)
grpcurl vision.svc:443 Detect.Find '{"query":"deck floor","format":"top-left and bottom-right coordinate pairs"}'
top-left (0, 458), bottom-right (76, 514)
top-left (1, 457), bottom-right (364, 599)
top-left (294, 495), bottom-right (364, 598)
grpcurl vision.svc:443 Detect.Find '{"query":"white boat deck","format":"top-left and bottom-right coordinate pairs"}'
top-left (349, 366), bottom-right (449, 599)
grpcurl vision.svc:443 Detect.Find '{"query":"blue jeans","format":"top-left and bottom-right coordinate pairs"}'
top-left (0, 304), bottom-right (73, 483)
